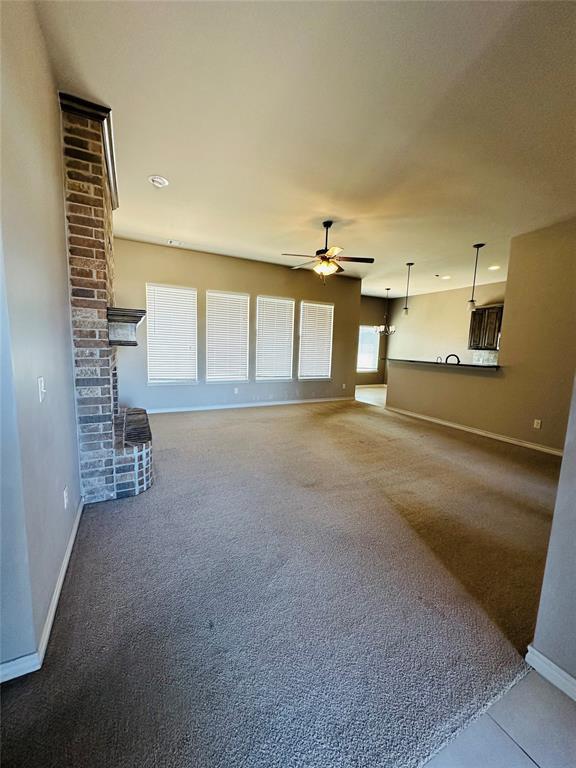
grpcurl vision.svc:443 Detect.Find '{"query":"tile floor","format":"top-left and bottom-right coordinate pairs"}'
top-left (426, 671), bottom-right (576, 767)
top-left (355, 384), bottom-right (387, 407)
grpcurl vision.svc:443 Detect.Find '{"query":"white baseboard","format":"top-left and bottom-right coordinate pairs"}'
top-left (37, 497), bottom-right (84, 661)
top-left (0, 651), bottom-right (42, 683)
top-left (0, 497), bottom-right (84, 684)
top-left (385, 406), bottom-right (563, 456)
top-left (148, 396), bottom-right (354, 414)
top-left (526, 645), bottom-right (576, 702)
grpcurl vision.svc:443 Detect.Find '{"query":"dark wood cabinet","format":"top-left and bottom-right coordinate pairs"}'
top-left (468, 305), bottom-right (503, 350)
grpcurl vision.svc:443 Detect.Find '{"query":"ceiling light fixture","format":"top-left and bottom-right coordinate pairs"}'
top-left (403, 262), bottom-right (414, 316)
top-left (441, 275), bottom-right (452, 280)
top-left (488, 264), bottom-right (501, 271)
top-left (148, 175), bottom-right (169, 188)
top-left (313, 260), bottom-right (339, 277)
top-left (468, 243), bottom-right (485, 312)
top-left (374, 288), bottom-right (396, 336)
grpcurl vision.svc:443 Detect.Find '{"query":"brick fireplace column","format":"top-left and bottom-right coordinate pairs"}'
top-left (60, 94), bottom-right (152, 503)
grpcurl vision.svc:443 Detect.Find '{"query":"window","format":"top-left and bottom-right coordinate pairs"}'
top-left (146, 283), bottom-right (197, 383)
top-left (298, 301), bottom-right (334, 379)
top-left (206, 291), bottom-right (249, 381)
top-left (357, 326), bottom-right (380, 372)
top-left (256, 296), bottom-right (295, 380)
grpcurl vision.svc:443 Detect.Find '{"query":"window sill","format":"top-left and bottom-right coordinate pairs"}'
top-left (205, 379), bottom-right (250, 384)
top-left (147, 380), bottom-right (199, 386)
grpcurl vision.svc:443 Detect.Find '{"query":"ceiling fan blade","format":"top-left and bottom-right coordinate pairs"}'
top-left (282, 253), bottom-right (314, 258)
top-left (326, 246), bottom-right (343, 258)
top-left (334, 263), bottom-right (344, 274)
top-left (291, 259), bottom-right (318, 270)
top-left (336, 256), bottom-right (375, 264)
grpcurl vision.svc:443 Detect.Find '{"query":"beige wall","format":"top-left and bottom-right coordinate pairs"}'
top-left (1, 259), bottom-right (37, 663)
top-left (386, 218), bottom-right (576, 451)
top-left (114, 238), bottom-right (361, 411)
top-left (356, 296), bottom-right (388, 385)
top-left (1, 1), bottom-right (81, 664)
top-left (387, 282), bottom-right (506, 365)
top-left (532, 377), bottom-right (576, 680)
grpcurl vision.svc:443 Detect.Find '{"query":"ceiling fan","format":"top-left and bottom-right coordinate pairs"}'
top-left (282, 220), bottom-right (374, 280)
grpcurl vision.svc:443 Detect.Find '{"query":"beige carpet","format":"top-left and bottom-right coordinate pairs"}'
top-left (343, 400), bottom-right (558, 651)
top-left (1, 401), bottom-right (560, 768)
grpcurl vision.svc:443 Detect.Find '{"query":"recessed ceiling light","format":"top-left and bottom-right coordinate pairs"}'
top-left (441, 275), bottom-right (451, 280)
top-left (488, 264), bottom-right (501, 271)
top-left (148, 175), bottom-right (169, 188)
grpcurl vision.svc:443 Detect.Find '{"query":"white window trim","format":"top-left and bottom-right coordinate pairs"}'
top-left (357, 325), bottom-right (380, 373)
top-left (255, 294), bottom-right (295, 382)
top-left (146, 282), bottom-right (198, 385)
top-left (298, 300), bottom-right (334, 381)
top-left (205, 289), bottom-right (250, 382)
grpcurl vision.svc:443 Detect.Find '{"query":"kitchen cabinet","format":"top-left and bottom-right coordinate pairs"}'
top-left (468, 305), bottom-right (503, 350)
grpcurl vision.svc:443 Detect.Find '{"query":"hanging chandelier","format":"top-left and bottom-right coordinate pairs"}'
top-left (374, 288), bottom-right (396, 336)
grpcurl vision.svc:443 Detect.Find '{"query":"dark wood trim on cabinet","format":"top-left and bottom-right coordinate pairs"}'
top-left (468, 304), bottom-right (503, 351)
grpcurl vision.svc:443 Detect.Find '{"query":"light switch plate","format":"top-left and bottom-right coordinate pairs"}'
top-left (37, 376), bottom-right (46, 403)
top-left (533, 419), bottom-right (542, 430)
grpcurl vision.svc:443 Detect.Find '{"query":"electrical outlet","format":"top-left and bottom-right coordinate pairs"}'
top-left (63, 486), bottom-right (69, 510)
top-left (533, 419), bottom-right (542, 430)
top-left (37, 376), bottom-right (46, 403)
top-left (233, 387), bottom-right (239, 395)
top-left (342, 383), bottom-right (347, 390)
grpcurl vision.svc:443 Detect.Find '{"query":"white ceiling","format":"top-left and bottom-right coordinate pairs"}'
top-left (38, 1), bottom-right (575, 297)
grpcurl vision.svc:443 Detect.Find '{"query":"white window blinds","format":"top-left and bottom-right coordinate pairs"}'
top-left (255, 296), bottom-right (295, 380)
top-left (298, 301), bottom-right (334, 379)
top-left (357, 326), bottom-right (380, 372)
top-left (146, 283), bottom-right (197, 383)
top-left (206, 291), bottom-right (249, 381)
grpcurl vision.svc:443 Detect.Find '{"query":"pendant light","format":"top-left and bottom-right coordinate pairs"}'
top-left (374, 288), bottom-right (396, 335)
top-left (468, 243), bottom-right (485, 311)
top-left (403, 262), bottom-right (414, 315)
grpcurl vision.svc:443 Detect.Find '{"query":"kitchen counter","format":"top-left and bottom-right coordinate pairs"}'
top-left (388, 358), bottom-right (500, 370)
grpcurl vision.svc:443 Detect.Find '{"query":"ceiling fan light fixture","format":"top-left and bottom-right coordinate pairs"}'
top-left (282, 220), bottom-right (374, 277)
top-left (313, 260), bottom-right (339, 277)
